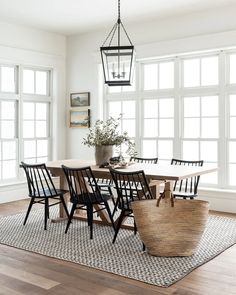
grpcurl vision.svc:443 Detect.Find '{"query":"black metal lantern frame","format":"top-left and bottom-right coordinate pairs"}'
top-left (100, 0), bottom-right (135, 86)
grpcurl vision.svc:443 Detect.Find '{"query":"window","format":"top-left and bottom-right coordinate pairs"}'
top-left (142, 61), bottom-right (175, 163)
top-left (0, 65), bottom-right (17, 181)
top-left (143, 61), bottom-right (174, 90)
top-left (142, 98), bottom-right (174, 163)
top-left (0, 101), bottom-right (17, 180)
top-left (228, 95), bottom-right (236, 186)
top-left (229, 54), bottom-right (236, 84)
top-left (23, 102), bottom-right (49, 163)
top-left (22, 68), bottom-right (51, 165)
top-left (23, 69), bottom-right (49, 95)
top-left (183, 56), bottom-right (218, 87)
top-left (0, 66), bottom-right (16, 93)
top-left (0, 65), bottom-right (51, 183)
top-left (107, 100), bottom-right (136, 156)
top-left (104, 50), bottom-right (236, 189)
top-left (182, 96), bottom-right (219, 184)
top-left (183, 96), bottom-right (219, 139)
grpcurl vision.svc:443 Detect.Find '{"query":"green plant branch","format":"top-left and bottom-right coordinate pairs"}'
top-left (82, 115), bottom-right (137, 156)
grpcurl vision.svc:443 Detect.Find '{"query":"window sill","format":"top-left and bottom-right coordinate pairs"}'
top-left (199, 187), bottom-right (236, 199)
top-left (0, 180), bottom-right (26, 191)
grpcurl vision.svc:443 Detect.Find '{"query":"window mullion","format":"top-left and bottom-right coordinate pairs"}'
top-left (136, 61), bottom-right (141, 156)
top-left (34, 71), bottom-right (36, 94)
top-left (18, 66), bottom-right (24, 179)
top-left (174, 57), bottom-right (181, 159)
top-left (218, 51), bottom-right (227, 188)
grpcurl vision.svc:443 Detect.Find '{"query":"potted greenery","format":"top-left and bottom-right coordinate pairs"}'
top-left (82, 116), bottom-right (136, 165)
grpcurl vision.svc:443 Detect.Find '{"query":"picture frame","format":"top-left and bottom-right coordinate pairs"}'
top-left (69, 109), bottom-right (90, 128)
top-left (70, 92), bottom-right (90, 107)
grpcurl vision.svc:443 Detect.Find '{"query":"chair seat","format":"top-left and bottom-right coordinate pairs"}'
top-left (97, 182), bottom-right (113, 188)
top-left (32, 188), bottom-right (68, 198)
top-left (71, 193), bottom-right (111, 204)
top-left (173, 191), bottom-right (197, 198)
top-left (118, 203), bottom-right (133, 212)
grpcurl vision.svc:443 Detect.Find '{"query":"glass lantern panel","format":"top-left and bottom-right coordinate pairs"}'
top-left (101, 47), bottom-right (133, 85)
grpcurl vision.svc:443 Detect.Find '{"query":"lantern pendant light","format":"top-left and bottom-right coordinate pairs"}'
top-left (100, 0), bottom-right (135, 86)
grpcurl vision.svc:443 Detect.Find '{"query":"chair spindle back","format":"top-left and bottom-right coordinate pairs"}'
top-left (62, 165), bottom-right (102, 203)
top-left (110, 168), bottom-right (153, 211)
top-left (130, 157), bottom-right (158, 164)
top-left (171, 159), bottom-right (204, 195)
top-left (21, 162), bottom-right (57, 197)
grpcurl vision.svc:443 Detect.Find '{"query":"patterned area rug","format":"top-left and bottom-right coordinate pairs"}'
top-left (0, 208), bottom-right (236, 287)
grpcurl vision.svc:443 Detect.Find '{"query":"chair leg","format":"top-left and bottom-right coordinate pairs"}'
top-left (60, 195), bottom-right (70, 218)
top-left (104, 201), bottom-right (115, 230)
top-left (142, 242), bottom-right (146, 251)
top-left (65, 203), bottom-right (76, 234)
top-left (112, 210), bottom-right (125, 244)
top-left (44, 198), bottom-right (49, 230)
top-left (89, 205), bottom-right (93, 239)
top-left (87, 205), bottom-right (91, 226)
top-left (46, 200), bottom-right (50, 219)
top-left (134, 220), bottom-right (137, 235)
top-left (23, 197), bottom-right (35, 226)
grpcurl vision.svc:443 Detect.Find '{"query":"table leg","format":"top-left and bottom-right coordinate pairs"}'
top-left (157, 180), bottom-right (174, 207)
top-left (59, 174), bottom-right (70, 219)
top-left (49, 168), bottom-right (69, 222)
top-left (149, 179), bottom-right (162, 199)
top-left (163, 181), bottom-right (173, 199)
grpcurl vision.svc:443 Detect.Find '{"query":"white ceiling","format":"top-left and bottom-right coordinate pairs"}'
top-left (0, 0), bottom-right (235, 36)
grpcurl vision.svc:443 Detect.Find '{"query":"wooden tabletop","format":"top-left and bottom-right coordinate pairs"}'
top-left (46, 159), bottom-right (218, 181)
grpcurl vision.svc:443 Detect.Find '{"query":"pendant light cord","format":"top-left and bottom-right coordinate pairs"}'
top-left (118, 0), bottom-right (133, 45)
top-left (118, 0), bottom-right (120, 21)
top-left (101, 0), bottom-right (133, 46)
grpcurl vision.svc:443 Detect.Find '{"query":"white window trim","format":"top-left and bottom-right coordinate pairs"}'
top-left (0, 64), bottom-right (52, 184)
top-left (104, 48), bottom-right (236, 190)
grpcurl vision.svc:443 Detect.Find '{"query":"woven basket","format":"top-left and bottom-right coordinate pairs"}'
top-left (132, 198), bottom-right (209, 257)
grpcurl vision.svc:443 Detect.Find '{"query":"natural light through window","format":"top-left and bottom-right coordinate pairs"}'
top-left (0, 65), bottom-right (51, 183)
top-left (104, 50), bottom-right (236, 189)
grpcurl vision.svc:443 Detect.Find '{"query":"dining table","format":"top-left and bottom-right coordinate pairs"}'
top-left (46, 159), bottom-right (218, 228)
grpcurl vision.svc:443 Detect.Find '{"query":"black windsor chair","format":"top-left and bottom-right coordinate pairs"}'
top-left (129, 156), bottom-right (159, 198)
top-left (62, 165), bottom-right (115, 239)
top-left (171, 158), bottom-right (204, 199)
top-left (109, 168), bottom-right (153, 244)
top-left (20, 162), bottom-right (69, 230)
top-left (93, 178), bottom-right (116, 206)
top-left (130, 157), bottom-right (158, 164)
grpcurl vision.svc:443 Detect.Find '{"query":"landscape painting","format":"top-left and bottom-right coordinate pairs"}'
top-left (70, 110), bottom-right (90, 128)
top-left (70, 92), bottom-right (90, 107)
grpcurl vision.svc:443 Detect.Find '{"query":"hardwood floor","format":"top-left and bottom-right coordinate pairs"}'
top-left (0, 199), bottom-right (236, 295)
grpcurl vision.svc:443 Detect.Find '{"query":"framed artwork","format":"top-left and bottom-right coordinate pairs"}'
top-left (70, 92), bottom-right (90, 107)
top-left (70, 109), bottom-right (90, 128)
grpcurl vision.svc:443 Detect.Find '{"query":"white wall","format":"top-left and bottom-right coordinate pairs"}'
top-left (66, 4), bottom-right (236, 212)
top-left (0, 22), bottom-right (67, 203)
top-left (0, 21), bottom-right (66, 56)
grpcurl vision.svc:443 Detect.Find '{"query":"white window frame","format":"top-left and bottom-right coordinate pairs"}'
top-left (0, 64), bottom-right (52, 184)
top-left (104, 49), bottom-right (236, 190)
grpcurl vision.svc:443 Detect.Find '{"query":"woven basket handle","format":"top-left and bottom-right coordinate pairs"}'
top-left (156, 191), bottom-right (174, 207)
